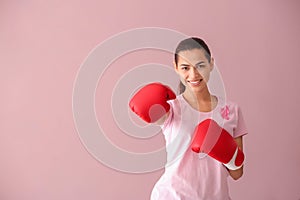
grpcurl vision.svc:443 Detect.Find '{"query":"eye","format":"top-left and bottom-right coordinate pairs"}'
top-left (196, 64), bottom-right (206, 68)
top-left (181, 66), bottom-right (189, 71)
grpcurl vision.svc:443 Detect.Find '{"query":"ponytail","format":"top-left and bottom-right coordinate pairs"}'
top-left (178, 81), bottom-right (185, 94)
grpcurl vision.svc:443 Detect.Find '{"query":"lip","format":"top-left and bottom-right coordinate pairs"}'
top-left (188, 79), bottom-right (203, 86)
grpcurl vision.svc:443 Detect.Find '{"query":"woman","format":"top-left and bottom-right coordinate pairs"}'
top-left (129, 37), bottom-right (248, 200)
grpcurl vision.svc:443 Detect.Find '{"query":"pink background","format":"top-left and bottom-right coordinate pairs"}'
top-left (1, 0), bottom-right (300, 199)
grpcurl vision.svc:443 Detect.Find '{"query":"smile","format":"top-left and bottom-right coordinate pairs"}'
top-left (188, 79), bottom-right (203, 86)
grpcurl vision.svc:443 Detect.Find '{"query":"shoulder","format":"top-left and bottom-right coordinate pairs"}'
top-left (223, 99), bottom-right (244, 119)
top-left (216, 96), bottom-right (240, 120)
top-left (219, 97), bottom-right (248, 137)
top-left (221, 97), bottom-right (239, 108)
top-left (158, 94), bottom-right (181, 128)
top-left (167, 94), bottom-right (184, 113)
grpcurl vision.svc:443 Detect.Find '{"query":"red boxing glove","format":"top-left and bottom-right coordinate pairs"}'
top-left (191, 119), bottom-right (244, 170)
top-left (129, 82), bottom-right (176, 123)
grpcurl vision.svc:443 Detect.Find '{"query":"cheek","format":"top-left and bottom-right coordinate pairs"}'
top-left (198, 69), bottom-right (210, 81)
top-left (177, 70), bottom-right (188, 79)
top-left (204, 72), bottom-right (212, 82)
top-left (177, 72), bottom-right (188, 84)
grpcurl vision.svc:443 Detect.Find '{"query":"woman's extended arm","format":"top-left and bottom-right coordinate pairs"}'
top-left (228, 136), bottom-right (245, 180)
top-left (154, 111), bottom-right (170, 125)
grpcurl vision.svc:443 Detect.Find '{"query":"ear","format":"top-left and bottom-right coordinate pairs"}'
top-left (209, 57), bottom-right (215, 72)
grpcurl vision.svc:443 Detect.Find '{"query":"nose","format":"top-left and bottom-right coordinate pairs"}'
top-left (189, 66), bottom-right (201, 79)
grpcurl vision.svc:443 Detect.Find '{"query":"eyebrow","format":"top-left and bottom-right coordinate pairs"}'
top-left (195, 61), bottom-right (205, 65)
top-left (180, 61), bottom-right (205, 67)
top-left (180, 63), bottom-right (190, 67)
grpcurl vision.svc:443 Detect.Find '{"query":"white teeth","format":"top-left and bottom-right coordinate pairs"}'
top-left (188, 79), bottom-right (202, 86)
top-left (190, 81), bottom-right (199, 84)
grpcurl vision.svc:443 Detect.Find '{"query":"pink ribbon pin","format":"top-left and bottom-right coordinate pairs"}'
top-left (221, 105), bottom-right (230, 120)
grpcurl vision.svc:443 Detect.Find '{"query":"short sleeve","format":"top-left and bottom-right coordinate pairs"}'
top-left (233, 105), bottom-right (248, 138)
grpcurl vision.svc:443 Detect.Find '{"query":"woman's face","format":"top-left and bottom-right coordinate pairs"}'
top-left (174, 48), bottom-right (214, 94)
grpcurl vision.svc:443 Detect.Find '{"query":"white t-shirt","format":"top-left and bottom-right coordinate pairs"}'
top-left (151, 94), bottom-right (248, 200)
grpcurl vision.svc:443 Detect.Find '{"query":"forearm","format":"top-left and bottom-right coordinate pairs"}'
top-left (228, 165), bottom-right (243, 180)
top-left (228, 136), bottom-right (244, 180)
top-left (191, 120), bottom-right (245, 170)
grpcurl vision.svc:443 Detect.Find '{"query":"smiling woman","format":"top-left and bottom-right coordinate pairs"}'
top-left (175, 37), bottom-right (213, 95)
top-left (129, 37), bottom-right (248, 200)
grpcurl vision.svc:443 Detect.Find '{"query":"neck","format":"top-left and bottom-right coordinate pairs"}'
top-left (182, 87), bottom-right (217, 112)
top-left (183, 86), bottom-right (212, 103)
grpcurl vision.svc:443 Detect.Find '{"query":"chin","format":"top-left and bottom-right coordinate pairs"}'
top-left (190, 85), bottom-right (207, 93)
top-left (187, 87), bottom-right (201, 94)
